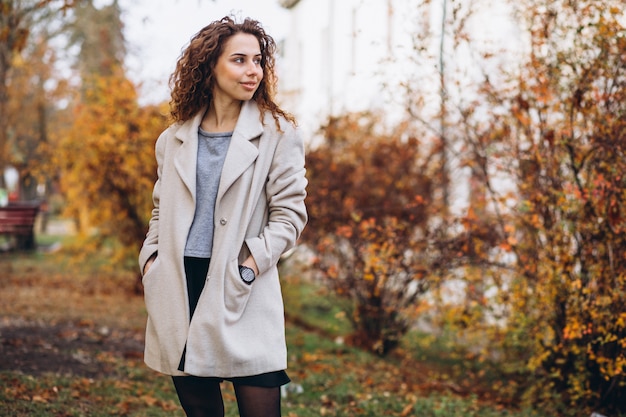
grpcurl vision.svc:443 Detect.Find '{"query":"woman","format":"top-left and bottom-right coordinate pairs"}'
top-left (138, 16), bottom-right (307, 417)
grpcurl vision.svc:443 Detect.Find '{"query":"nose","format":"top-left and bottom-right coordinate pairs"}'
top-left (246, 60), bottom-right (261, 76)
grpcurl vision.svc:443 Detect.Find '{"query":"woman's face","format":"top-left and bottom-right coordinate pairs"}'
top-left (212, 32), bottom-right (263, 103)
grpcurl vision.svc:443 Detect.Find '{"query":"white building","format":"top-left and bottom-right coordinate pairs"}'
top-left (277, 0), bottom-right (417, 134)
top-left (277, 0), bottom-right (520, 134)
top-left (277, 0), bottom-right (521, 213)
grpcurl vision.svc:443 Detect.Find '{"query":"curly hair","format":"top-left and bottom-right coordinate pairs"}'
top-left (168, 16), bottom-right (295, 128)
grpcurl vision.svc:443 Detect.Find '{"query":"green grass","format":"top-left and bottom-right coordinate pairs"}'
top-left (0, 370), bottom-right (181, 417)
top-left (0, 333), bottom-right (542, 417)
top-left (0, 363), bottom-right (541, 417)
top-left (282, 274), bottom-right (353, 337)
top-left (0, 246), bottom-right (546, 416)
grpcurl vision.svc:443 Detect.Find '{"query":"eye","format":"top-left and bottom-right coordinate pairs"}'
top-left (253, 57), bottom-right (262, 65)
top-left (233, 57), bottom-right (244, 63)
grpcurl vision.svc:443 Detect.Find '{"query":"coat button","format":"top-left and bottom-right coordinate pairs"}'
top-left (220, 218), bottom-right (227, 225)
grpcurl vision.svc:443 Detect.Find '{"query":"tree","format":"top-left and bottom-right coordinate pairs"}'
top-left (5, 25), bottom-right (71, 200)
top-left (304, 112), bottom-right (450, 354)
top-left (0, 0), bottom-right (74, 178)
top-left (320, 0), bottom-right (625, 412)
top-left (432, 0), bottom-right (626, 413)
top-left (66, 0), bottom-right (125, 81)
top-left (47, 0), bottom-right (166, 269)
top-left (500, 1), bottom-right (625, 412)
top-left (53, 70), bottom-right (165, 266)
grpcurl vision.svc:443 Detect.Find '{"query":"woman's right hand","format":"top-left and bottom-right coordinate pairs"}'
top-left (143, 254), bottom-right (157, 275)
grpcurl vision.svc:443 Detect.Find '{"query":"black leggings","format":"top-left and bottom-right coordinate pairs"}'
top-left (172, 376), bottom-right (281, 417)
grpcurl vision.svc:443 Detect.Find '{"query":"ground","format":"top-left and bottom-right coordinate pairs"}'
top-left (0, 250), bottom-right (544, 417)
top-left (0, 246), bottom-right (147, 382)
top-left (0, 317), bottom-right (144, 378)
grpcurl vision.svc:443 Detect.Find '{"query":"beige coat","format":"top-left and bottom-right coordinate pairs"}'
top-left (138, 100), bottom-right (307, 377)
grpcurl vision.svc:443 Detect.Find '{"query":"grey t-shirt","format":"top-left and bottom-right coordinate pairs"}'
top-left (184, 128), bottom-right (232, 258)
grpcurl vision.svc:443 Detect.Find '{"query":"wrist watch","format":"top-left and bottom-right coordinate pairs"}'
top-left (238, 265), bottom-right (256, 285)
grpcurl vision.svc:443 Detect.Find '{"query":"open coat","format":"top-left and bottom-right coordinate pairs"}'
top-left (138, 100), bottom-right (307, 377)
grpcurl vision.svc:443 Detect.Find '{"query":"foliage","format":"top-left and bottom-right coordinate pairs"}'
top-left (0, 0), bottom-right (75, 171)
top-left (303, 112), bottom-right (449, 355)
top-left (499, 1), bottom-right (626, 412)
top-left (46, 1), bottom-right (167, 268)
top-left (424, 0), bottom-right (626, 414)
top-left (4, 24), bottom-right (69, 199)
top-left (51, 71), bottom-right (165, 266)
top-left (2, 0), bottom-right (164, 269)
top-left (303, 0), bottom-right (626, 413)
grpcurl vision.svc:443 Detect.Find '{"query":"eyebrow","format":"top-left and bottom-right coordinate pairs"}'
top-left (230, 52), bottom-right (262, 57)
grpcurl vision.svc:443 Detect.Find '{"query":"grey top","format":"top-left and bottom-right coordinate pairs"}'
top-left (184, 128), bottom-right (232, 258)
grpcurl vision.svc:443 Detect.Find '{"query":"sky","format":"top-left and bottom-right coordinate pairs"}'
top-left (114, 0), bottom-right (290, 104)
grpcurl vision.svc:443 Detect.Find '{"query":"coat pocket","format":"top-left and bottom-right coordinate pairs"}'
top-left (141, 255), bottom-right (161, 285)
top-left (142, 257), bottom-right (187, 341)
top-left (224, 257), bottom-right (253, 321)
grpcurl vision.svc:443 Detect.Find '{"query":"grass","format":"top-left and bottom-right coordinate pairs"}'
top-left (0, 240), bottom-right (545, 416)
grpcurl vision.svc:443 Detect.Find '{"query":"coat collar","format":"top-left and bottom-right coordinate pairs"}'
top-left (173, 100), bottom-right (264, 200)
top-left (232, 100), bottom-right (264, 141)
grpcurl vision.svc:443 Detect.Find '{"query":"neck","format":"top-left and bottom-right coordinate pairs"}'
top-left (202, 97), bottom-right (242, 132)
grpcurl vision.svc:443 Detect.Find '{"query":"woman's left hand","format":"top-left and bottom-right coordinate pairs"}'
top-left (241, 256), bottom-right (259, 276)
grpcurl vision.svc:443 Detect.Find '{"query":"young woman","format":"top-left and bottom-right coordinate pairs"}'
top-left (138, 16), bottom-right (307, 417)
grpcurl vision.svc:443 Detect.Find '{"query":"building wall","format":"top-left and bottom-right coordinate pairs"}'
top-left (277, 0), bottom-right (522, 135)
top-left (278, 0), bottom-right (411, 134)
top-left (278, 0), bottom-right (521, 214)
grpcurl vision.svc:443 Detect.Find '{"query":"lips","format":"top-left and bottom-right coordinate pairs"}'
top-left (241, 82), bottom-right (258, 91)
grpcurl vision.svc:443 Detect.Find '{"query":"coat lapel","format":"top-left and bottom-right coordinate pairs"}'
top-left (173, 110), bottom-right (205, 199)
top-left (217, 101), bottom-right (263, 202)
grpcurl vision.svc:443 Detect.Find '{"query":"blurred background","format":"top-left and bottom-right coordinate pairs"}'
top-left (1, 1), bottom-right (625, 416)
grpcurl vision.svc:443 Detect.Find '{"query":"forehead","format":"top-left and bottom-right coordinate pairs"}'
top-left (222, 33), bottom-right (261, 55)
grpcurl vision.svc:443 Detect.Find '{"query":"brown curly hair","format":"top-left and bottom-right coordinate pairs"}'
top-left (168, 16), bottom-right (295, 128)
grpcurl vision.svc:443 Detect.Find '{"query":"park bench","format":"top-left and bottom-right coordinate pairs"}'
top-left (0, 201), bottom-right (40, 251)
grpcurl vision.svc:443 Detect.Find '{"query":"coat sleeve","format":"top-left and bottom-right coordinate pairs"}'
top-left (138, 128), bottom-right (168, 275)
top-left (245, 124), bottom-right (308, 274)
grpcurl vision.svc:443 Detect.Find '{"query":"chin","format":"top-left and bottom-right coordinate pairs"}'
top-left (240, 93), bottom-right (256, 101)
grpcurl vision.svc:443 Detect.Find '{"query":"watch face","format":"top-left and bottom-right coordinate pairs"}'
top-left (239, 266), bottom-right (256, 284)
